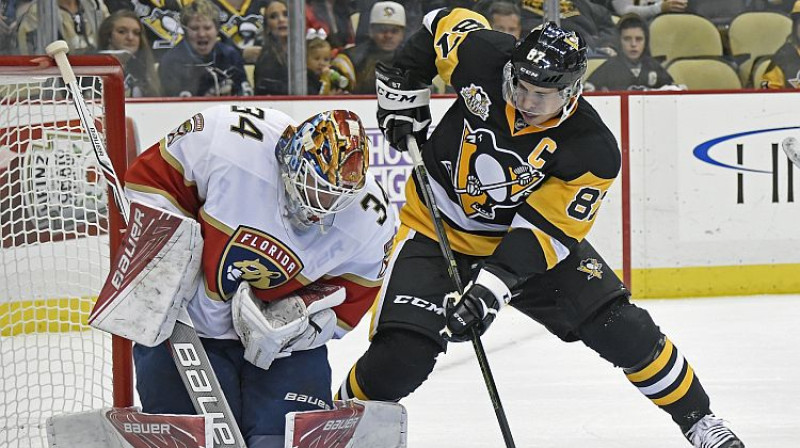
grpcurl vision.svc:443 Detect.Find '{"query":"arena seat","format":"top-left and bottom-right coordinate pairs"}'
top-left (666, 58), bottom-right (742, 90)
top-left (729, 12), bottom-right (793, 86)
top-left (649, 14), bottom-right (723, 64)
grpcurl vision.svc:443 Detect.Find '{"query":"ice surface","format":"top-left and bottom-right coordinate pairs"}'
top-left (328, 295), bottom-right (800, 447)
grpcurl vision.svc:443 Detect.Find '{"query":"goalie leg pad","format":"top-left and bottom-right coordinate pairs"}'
top-left (340, 329), bottom-right (442, 401)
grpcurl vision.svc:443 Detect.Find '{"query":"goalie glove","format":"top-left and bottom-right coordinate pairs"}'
top-left (232, 282), bottom-right (345, 370)
top-left (440, 269), bottom-right (512, 343)
top-left (375, 61), bottom-right (431, 152)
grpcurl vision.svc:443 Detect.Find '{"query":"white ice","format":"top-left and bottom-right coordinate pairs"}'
top-left (327, 294), bottom-right (800, 447)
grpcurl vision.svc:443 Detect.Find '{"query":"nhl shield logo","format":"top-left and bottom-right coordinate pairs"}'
top-left (460, 83), bottom-right (491, 121)
top-left (217, 226), bottom-right (303, 300)
top-left (577, 258), bottom-right (603, 280)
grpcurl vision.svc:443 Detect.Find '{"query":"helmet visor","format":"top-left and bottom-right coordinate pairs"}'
top-left (510, 82), bottom-right (570, 116)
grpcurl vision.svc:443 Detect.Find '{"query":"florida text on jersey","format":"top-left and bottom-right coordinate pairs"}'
top-left (398, 8), bottom-right (620, 279)
top-left (123, 105), bottom-right (396, 339)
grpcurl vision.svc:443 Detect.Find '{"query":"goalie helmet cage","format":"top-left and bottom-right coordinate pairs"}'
top-left (0, 55), bottom-right (133, 447)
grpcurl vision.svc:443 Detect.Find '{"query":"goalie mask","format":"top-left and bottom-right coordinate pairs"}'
top-left (503, 22), bottom-right (587, 125)
top-left (276, 110), bottom-right (369, 228)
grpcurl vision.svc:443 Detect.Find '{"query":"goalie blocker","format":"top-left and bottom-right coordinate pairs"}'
top-left (90, 201), bottom-right (203, 347)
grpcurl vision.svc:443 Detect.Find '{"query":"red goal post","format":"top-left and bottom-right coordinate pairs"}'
top-left (0, 54), bottom-right (133, 447)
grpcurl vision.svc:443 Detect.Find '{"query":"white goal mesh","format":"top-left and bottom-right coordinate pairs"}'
top-left (0, 58), bottom-right (130, 448)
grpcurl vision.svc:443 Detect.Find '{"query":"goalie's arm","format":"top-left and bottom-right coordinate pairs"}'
top-left (124, 111), bottom-right (216, 218)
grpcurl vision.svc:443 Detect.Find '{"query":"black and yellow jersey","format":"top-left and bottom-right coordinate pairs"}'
top-left (396, 8), bottom-right (620, 283)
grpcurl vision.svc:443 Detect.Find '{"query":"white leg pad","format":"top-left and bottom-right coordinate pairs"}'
top-left (47, 407), bottom-right (212, 448)
top-left (285, 399), bottom-right (407, 448)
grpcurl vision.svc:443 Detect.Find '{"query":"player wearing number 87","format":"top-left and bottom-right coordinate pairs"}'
top-left (123, 105), bottom-right (396, 447)
top-left (339, 11), bottom-right (743, 448)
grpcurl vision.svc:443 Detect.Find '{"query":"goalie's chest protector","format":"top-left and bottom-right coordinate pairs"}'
top-left (181, 121), bottom-right (386, 339)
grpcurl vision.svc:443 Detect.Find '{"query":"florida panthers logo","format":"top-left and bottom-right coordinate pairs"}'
top-left (444, 121), bottom-right (554, 219)
top-left (217, 226), bottom-right (303, 300)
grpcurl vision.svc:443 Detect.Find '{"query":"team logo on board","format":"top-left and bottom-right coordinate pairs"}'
top-left (577, 258), bottom-right (603, 280)
top-left (217, 226), bottom-right (303, 300)
top-left (460, 84), bottom-right (491, 121)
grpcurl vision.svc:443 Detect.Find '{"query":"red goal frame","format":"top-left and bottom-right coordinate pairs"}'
top-left (0, 54), bottom-right (134, 408)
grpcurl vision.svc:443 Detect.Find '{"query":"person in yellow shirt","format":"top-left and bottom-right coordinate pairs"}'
top-left (761, 0), bottom-right (800, 89)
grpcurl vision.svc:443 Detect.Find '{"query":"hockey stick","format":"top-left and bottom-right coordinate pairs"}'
top-left (405, 135), bottom-right (516, 448)
top-left (46, 41), bottom-right (247, 448)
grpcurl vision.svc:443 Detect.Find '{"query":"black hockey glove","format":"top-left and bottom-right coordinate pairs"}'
top-left (440, 269), bottom-right (512, 343)
top-left (375, 61), bottom-right (431, 152)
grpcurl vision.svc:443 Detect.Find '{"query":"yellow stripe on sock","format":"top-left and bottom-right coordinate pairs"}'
top-left (626, 338), bottom-right (674, 383)
top-left (652, 366), bottom-right (695, 406)
top-left (348, 366), bottom-right (368, 400)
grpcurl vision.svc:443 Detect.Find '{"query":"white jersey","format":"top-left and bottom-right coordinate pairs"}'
top-left (125, 105), bottom-right (396, 339)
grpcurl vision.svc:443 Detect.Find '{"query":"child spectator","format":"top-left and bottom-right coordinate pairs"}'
top-left (158, 0), bottom-right (252, 96)
top-left (760, 0), bottom-right (800, 89)
top-left (98, 10), bottom-right (161, 96)
top-left (253, 0), bottom-right (289, 94)
top-left (586, 14), bottom-right (677, 91)
top-left (306, 29), bottom-right (347, 95)
top-left (331, 0), bottom-right (405, 93)
top-left (305, 0), bottom-right (354, 50)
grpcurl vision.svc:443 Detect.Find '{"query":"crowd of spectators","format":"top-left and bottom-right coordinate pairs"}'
top-left (1, 0), bottom-right (799, 96)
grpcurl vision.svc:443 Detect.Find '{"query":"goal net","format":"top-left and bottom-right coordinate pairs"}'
top-left (0, 55), bottom-right (132, 448)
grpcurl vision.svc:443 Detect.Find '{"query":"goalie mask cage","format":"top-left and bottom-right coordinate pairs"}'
top-left (0, 55), bottom-right (133, 447)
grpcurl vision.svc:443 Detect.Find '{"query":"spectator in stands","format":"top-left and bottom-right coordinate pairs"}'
top-left (17, 0), bottom-right (109, 54)
top-left (608, 0), bottom-right (687, 21)
top-left (761, 0), bottom-right (800, 88)
top-left (253, 0), bottom-right (289, 94)
top-left (207, 0), bottom-right (266, 63)
top-left (128, 0), bottom-right (186, 62)
top-left (520, 0), bottom-right (618, 57)
top-left (306, 29), bottom-right (347, 94)
top-left (1, 0), bottom-right (16, 54)
top-left (332, 0), bottom-right (405, 94)
top-left (353, 0), bottom-right (444, 45)
top-left (586, 14), bottom-right (678, 91)
top-left (306, 0), bottom-right (354, 50)
top-left (158, 0), bottom-right (252, 96)
top-left (98, 10), bottom-right (161, 96)
top-left (483, 1), bottom-right (522, 40)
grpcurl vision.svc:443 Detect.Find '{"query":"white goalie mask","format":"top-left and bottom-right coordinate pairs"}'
top-left (276, 110), bottom-right (369, 229)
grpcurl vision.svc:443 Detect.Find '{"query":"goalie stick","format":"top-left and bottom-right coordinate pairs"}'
top-left (46, 40), bottom-right (248, 448)
top-left (404, 135), bottom-right (516, 448)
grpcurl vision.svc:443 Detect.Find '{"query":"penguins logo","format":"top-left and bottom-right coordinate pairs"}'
top-left (446, 121), bottom-right (546, 219)
top-left (577, 258), bottom-right (603, 280)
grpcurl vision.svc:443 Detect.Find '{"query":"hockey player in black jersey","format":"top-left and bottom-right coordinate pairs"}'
top-left (337, 8), bottom-right (745, 448)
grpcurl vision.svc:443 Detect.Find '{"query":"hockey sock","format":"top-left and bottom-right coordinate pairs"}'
top-left (335, 329), bottom-right (442, 401)
top-left (624, 336), bottom-right (712, 432)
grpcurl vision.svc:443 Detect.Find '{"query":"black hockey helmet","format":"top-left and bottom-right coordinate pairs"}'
top-left (510, 22), bottom-right (588, 90)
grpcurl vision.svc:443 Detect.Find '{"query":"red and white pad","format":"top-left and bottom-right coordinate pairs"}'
top-left (47, 407), bottom-right (211, 448)
top-left (90, 201), bottom-right (203, 346)
top-left (285, 399), bottom-right (407, 448)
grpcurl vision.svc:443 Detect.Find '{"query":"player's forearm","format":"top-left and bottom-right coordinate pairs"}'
top-left (484, 228), bottom-right (554, 289)
top-left (393, 11), bottom-right (441, 85)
